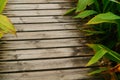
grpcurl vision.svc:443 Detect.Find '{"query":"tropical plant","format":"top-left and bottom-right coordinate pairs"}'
top-left (0, 0), bottom-right (16, 38)
top-left (65, 0), bottom-right (120, 80)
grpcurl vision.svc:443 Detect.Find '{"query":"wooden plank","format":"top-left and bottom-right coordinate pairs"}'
top-left (0, 47), bottom-right (92, 60)
top-left (0, 69), bottom-right (102, 80)
top-left (6, 3), bottom-right (73, 10)
top-left (4, 10), bottom-right (68, 17)
top-left (2, 30), bottom-right (84, 40)
top-left (0, 57), bottom-right (91, 72)
top-left (8, 0), bottom-right (75, 3)
top-left (14, 23), bottom-right (78, 32)
top-left (9, 16), bottom-right (79, 24)
top-left (1, 38), bottom-right (86, 50)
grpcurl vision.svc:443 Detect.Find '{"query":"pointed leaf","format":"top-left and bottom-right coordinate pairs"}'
top-left (88, 68), bottom-right (108, 75)
top-left (87, 44), bottom-right (101, 52)
top-left (86, 48), bottom-right (107, 66)
top-left (0, 14), bottom-right (16, 34)
top-left (83, 30), bottom-right (104, 36)
top-left (76, 0), bottom-right (95, 12)
top-left (64, 8), bottom-right (76, 15)
top-left (87, 44), bottom-right (120, 66)
top-left (87, 12), bottom-right (120, 24)
top-left (74, 10), bottom-right (97, 19)
top-left (0, 0), bottom-right (7, 13)
top-left (101, 45), bottom-right (120, 63)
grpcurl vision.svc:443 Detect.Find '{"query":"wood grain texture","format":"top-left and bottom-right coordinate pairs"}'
top-left (6, 3), bottom-right (74, 10)
top-left (0, 47), bottom-right (92, 60)
top-left (1, 38), bottom-right (86, 50)
top-left (13, 23), bottom-right (78, 32)
top-left (9, 16), bottom-right (79, 24)
top-left (8, 0), bottom-right (75, 3)
top-left (0, 69), bottom-right (103, 80)
top-left (2, 30), bottom-right (84, 40)
top-left (4, 10), bottom-right (68, 17)
top-left (0, 0), bottom-right (102, 80)
top-left (0, 57), bottom-right (91, 72)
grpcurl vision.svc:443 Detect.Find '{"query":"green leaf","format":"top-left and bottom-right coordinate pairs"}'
top-left (74, 10), bottom-right (97, 19)
top-left (76, 0), bottom-right (95, 12)
top-left (0, 32), bottom-right (3, 38)
top-left (83, 30), bottom-right (104, 36)
top-left (64, 8), bottom-right (76, 15)
top-left (101, 45), bottom-right (120, 63)
top-left (87, 44), bottom-right (108, 66)
top-left (102, 0), bottom-right (110, 12)
top-left (86, 48), bottom-right (107, 66)
top-left (88, 68), bottom-right (108, 75)
top-left (110, 0), bottom-right (120, 4)
top-left (87, 12), bottom-right (120, 24)
top-left (0, 0), bottom-right (7, 13)
top-left (87, 44), bottom-right (101, 52)
top-left (87, 44), bottom-right (120, 66)
top-left (0, 14), bottom-right (16, 34)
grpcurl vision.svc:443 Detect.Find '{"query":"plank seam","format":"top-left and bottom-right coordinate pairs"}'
top-left (0, 55), bottom-right (93, 62)
top-left (0, 46), bottom-right (86, 51)
top-left (0, 66), bottom-right (100, 74)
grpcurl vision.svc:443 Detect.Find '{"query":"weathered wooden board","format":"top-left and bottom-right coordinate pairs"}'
top-left (0, 0), bottom-right (102, 80)
top-left (1, 38), bottom-right (86, 50)
top-left (13, 23), bottom-right (78, 32)
top-left (9, 16), bottom-right (79, 24)
top-left (0, 57), bottom-right (91, 72)
top-left (6, 3), bottom-right (73, 10)
top-left (4, 10), bottom-right (69, 17)
top-left (8, 0), bottom-right (75, 3)
top-left (0, 69), bottom-right (102, 80)
top-left (0, 47), bottom-right (92, 60)
top-left (3, 30), bottom-right (84, 40)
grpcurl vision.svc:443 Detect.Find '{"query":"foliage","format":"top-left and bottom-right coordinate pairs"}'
top-left (0, 0), bottom-right (16, 38)
top-left (65, 0), bottom-right (120, 80)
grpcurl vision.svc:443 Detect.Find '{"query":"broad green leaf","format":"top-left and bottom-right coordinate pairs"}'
top-left (0, 0), bottom-right (7, 13)
top-left (87, 12), bottom-right (120, 24)
top-left (64, 8), bottom-right (76, 15)
top-left (88, 68), bottom-right (108, 75)
top-left (0, 14), bottom-right (16, 34)
top-left (76, 0), bottom-right (95, 12)
top-left (86, 48), bottom-right (107, 66)
top-left (74, 10), bottom-right (97, 19)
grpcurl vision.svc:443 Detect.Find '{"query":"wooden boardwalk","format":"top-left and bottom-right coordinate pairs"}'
top-left (0, 0), bottom-right (103, 80)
